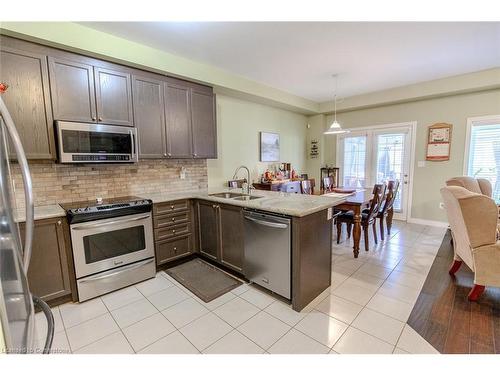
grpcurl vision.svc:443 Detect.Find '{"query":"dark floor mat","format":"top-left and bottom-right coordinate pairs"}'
top-left (166, 258), bottom-right (242, 302)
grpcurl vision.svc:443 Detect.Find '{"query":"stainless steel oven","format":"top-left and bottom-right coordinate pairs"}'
top-left (62, 197), bottom-right (155, 301)
top-left (55, 121), bottom-right (138, 163)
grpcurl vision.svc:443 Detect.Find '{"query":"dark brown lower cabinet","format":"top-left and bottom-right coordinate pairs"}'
top-left (20, 217), bottom-right (76, 304)
top-left (153, 200), bottom-right (194, 266)
top-left (219, 204), bottom-right (244, 272)
top-left (197, 200), bottom-right (219, 260)
top-left (197, 200), bottom-right (244, 273)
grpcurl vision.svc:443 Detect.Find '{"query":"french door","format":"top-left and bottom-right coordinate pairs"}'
top-left (337, 123), bottom-right (413, 221)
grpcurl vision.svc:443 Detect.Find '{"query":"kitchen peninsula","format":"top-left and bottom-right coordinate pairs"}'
top-left (15, 189), bottom-right (346, 312)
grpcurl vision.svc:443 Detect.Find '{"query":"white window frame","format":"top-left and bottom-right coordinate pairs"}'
top-left (336, 121), bottom-right (417, 221)
top-left (463, 114), bottom-right (500, 175)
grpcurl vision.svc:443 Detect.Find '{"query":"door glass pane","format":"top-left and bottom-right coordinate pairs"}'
top-left (83, 226), bottom-right (145, 264)
top-left (342, 136), bottom-right (367, 188)
top-left (467, 123), bottom-right (500, 202)
top-left (61, 129), bottom-right (132, 154)
top-left (376, 133), bottom-right (405, 211)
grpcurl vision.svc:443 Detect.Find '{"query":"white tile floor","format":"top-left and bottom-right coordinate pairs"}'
top-left (35, 220), bottom-right (443, 354)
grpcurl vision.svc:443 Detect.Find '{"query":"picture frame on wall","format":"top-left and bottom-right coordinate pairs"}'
top-left (426, 123), bottom-right (452, 161)
top-left (260, 131), bottom-right (280, 162)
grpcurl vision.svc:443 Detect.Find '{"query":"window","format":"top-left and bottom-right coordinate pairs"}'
top-left (465, 116), bottom-right (500, 202)
top-left (342, 135), bottom-right (367, 188)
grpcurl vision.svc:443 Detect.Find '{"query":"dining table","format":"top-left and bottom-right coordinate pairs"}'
top-left (323, 189), bottom-right (392, 258)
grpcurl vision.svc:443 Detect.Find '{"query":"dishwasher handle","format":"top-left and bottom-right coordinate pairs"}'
top-left (244, 215), bottom-right (288, 229)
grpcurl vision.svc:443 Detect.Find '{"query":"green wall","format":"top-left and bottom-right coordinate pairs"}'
top-left (208, 95), bottom-right (308, 188)
top-left (312, 89), bottom-right (500, 223)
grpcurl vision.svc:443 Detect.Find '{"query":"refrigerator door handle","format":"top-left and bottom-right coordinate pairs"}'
top-left (0, 97), bottom-right (34, 271)
top-left (32, 295), bottom-right (54, 354)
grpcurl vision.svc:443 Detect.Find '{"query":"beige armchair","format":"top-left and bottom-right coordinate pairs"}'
top-left (445, 176), bottom-right (493, 198)
top-left (440, 186), bottom-right (500, 301)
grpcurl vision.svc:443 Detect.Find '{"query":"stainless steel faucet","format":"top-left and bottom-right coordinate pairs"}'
top-left (232, 165), bottom-right (251, 194)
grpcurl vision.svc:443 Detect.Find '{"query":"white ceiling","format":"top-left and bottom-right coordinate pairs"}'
top-left (81, 22), bottom-right (500, 102)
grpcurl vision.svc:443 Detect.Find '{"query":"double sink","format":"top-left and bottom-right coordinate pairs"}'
top-left (209, 192), bottom-right (263, 201)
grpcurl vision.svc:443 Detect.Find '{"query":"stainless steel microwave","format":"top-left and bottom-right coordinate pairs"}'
top-left (55, 121), bottom-right (138, 163)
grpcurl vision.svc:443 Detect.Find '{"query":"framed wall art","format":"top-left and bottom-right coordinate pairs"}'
top-left (260, 132), bottom-right (280, 162)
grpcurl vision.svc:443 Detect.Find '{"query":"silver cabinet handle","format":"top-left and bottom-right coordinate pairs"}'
top-left (92, 116), bottom-right (97, 121)
top-left (0, 97), bottom-right (34, 271)
top-left (244, 216), bottom-right (288, 229)
top-left (79, 258), bottom-right (154, 283)
top-left (72, 214), bottom-right (150, 230)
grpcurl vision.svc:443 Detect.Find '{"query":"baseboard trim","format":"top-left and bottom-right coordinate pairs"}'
top-left (407, 217), bottom-right (449, 228)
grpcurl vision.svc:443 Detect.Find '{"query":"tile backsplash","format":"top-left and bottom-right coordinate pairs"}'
top-left (11, 159), bottom-right (208, 208)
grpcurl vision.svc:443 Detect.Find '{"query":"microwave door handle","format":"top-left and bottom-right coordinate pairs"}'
top-left (0, 97), bottom-right (34, 271)
top-left (71, 214), bottom-right (151, 230)
top-left (129, 129), bottom-right (136, 161)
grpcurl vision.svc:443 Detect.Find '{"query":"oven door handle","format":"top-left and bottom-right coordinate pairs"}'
top-left (71, 214), bottom-right (150, 230)
top-left (79, 258), bottom-right (154, 283)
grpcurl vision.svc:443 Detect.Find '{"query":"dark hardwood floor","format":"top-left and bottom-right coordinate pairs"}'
top-left (407, 230), bottom-right (500, 353)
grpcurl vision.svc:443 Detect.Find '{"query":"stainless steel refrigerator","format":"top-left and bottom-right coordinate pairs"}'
top-left (0, 96), bottom-right (54, 354)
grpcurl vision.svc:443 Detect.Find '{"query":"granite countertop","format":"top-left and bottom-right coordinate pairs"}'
top-left (14, 204), bottom-right (66, 223)
top-left (143, 188), bottom-right (349, 217)
top-left (13, 188), bottom-right (349, 223)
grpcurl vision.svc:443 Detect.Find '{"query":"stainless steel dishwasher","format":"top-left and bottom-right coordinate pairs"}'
top-left (243, 210), bottom-right (291, 299)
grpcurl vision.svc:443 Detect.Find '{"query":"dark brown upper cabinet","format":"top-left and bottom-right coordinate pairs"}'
top-left (132, 74), bottom-right (166, 158)
top-left (191, 87), bottom-right (217, 159)
top-left (94, 67), bottom-right (134, 126)
top-left (49, 57), bottom-right (133, 126)
top-left (48, 57), bottom-right (97, 123)
top-left (0, 47), bottom-right (55, 159)
top-left (164, 79), bottom-right (193, 158)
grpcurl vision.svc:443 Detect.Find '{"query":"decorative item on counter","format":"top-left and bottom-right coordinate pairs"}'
top-left (291, 169), bottom-right (297, 179)
top-left (264, 169), bottom-right (272, 182)
top-left (426, 123), bottom-right (452, 161)
top-left (0, 83), bottom-right (8, 94)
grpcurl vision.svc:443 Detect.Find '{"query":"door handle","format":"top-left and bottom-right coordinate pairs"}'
top-left (244, 216), bottom-right (288, 229)
top-left (79, 258), bottom-right (154, 283)
top-left (0, 97), bottom-right (34, 271)
top-left (72, 214), bottom-right (150, 230)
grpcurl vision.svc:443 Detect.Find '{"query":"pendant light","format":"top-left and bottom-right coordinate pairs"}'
top-left (324, 74), bottom-right (349, 135)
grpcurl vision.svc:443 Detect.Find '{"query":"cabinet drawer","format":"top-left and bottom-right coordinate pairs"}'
top-left (155, 223), bottom-right (190, 241)
top-left (154, 200), bottom-right (189, 215)
top-left (154, 211), bottom-right (189, 229)
top-left (155, 236), bottom-right (191, 265)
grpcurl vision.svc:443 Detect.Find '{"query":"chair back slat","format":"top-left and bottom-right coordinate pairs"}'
top-left (323, 176), bottom-right (334, 192)
top-left (384, 180), bottom-right (400, 212)
top-left (366, 184), bottom-right (386, 221)
top-left (379, 180), bottom-right (398, 214)
top-left (301, 179), bottom-right (313, 194)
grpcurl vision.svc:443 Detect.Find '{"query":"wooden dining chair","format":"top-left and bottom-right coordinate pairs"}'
top-left (336, 184), bottom-right (386, 251)
top-left (363, 180), bottom-right (400, 240)
top-left (301, 179), bottom-right (314, 194)
top-left (323, 176), bottom-right (334, 193)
